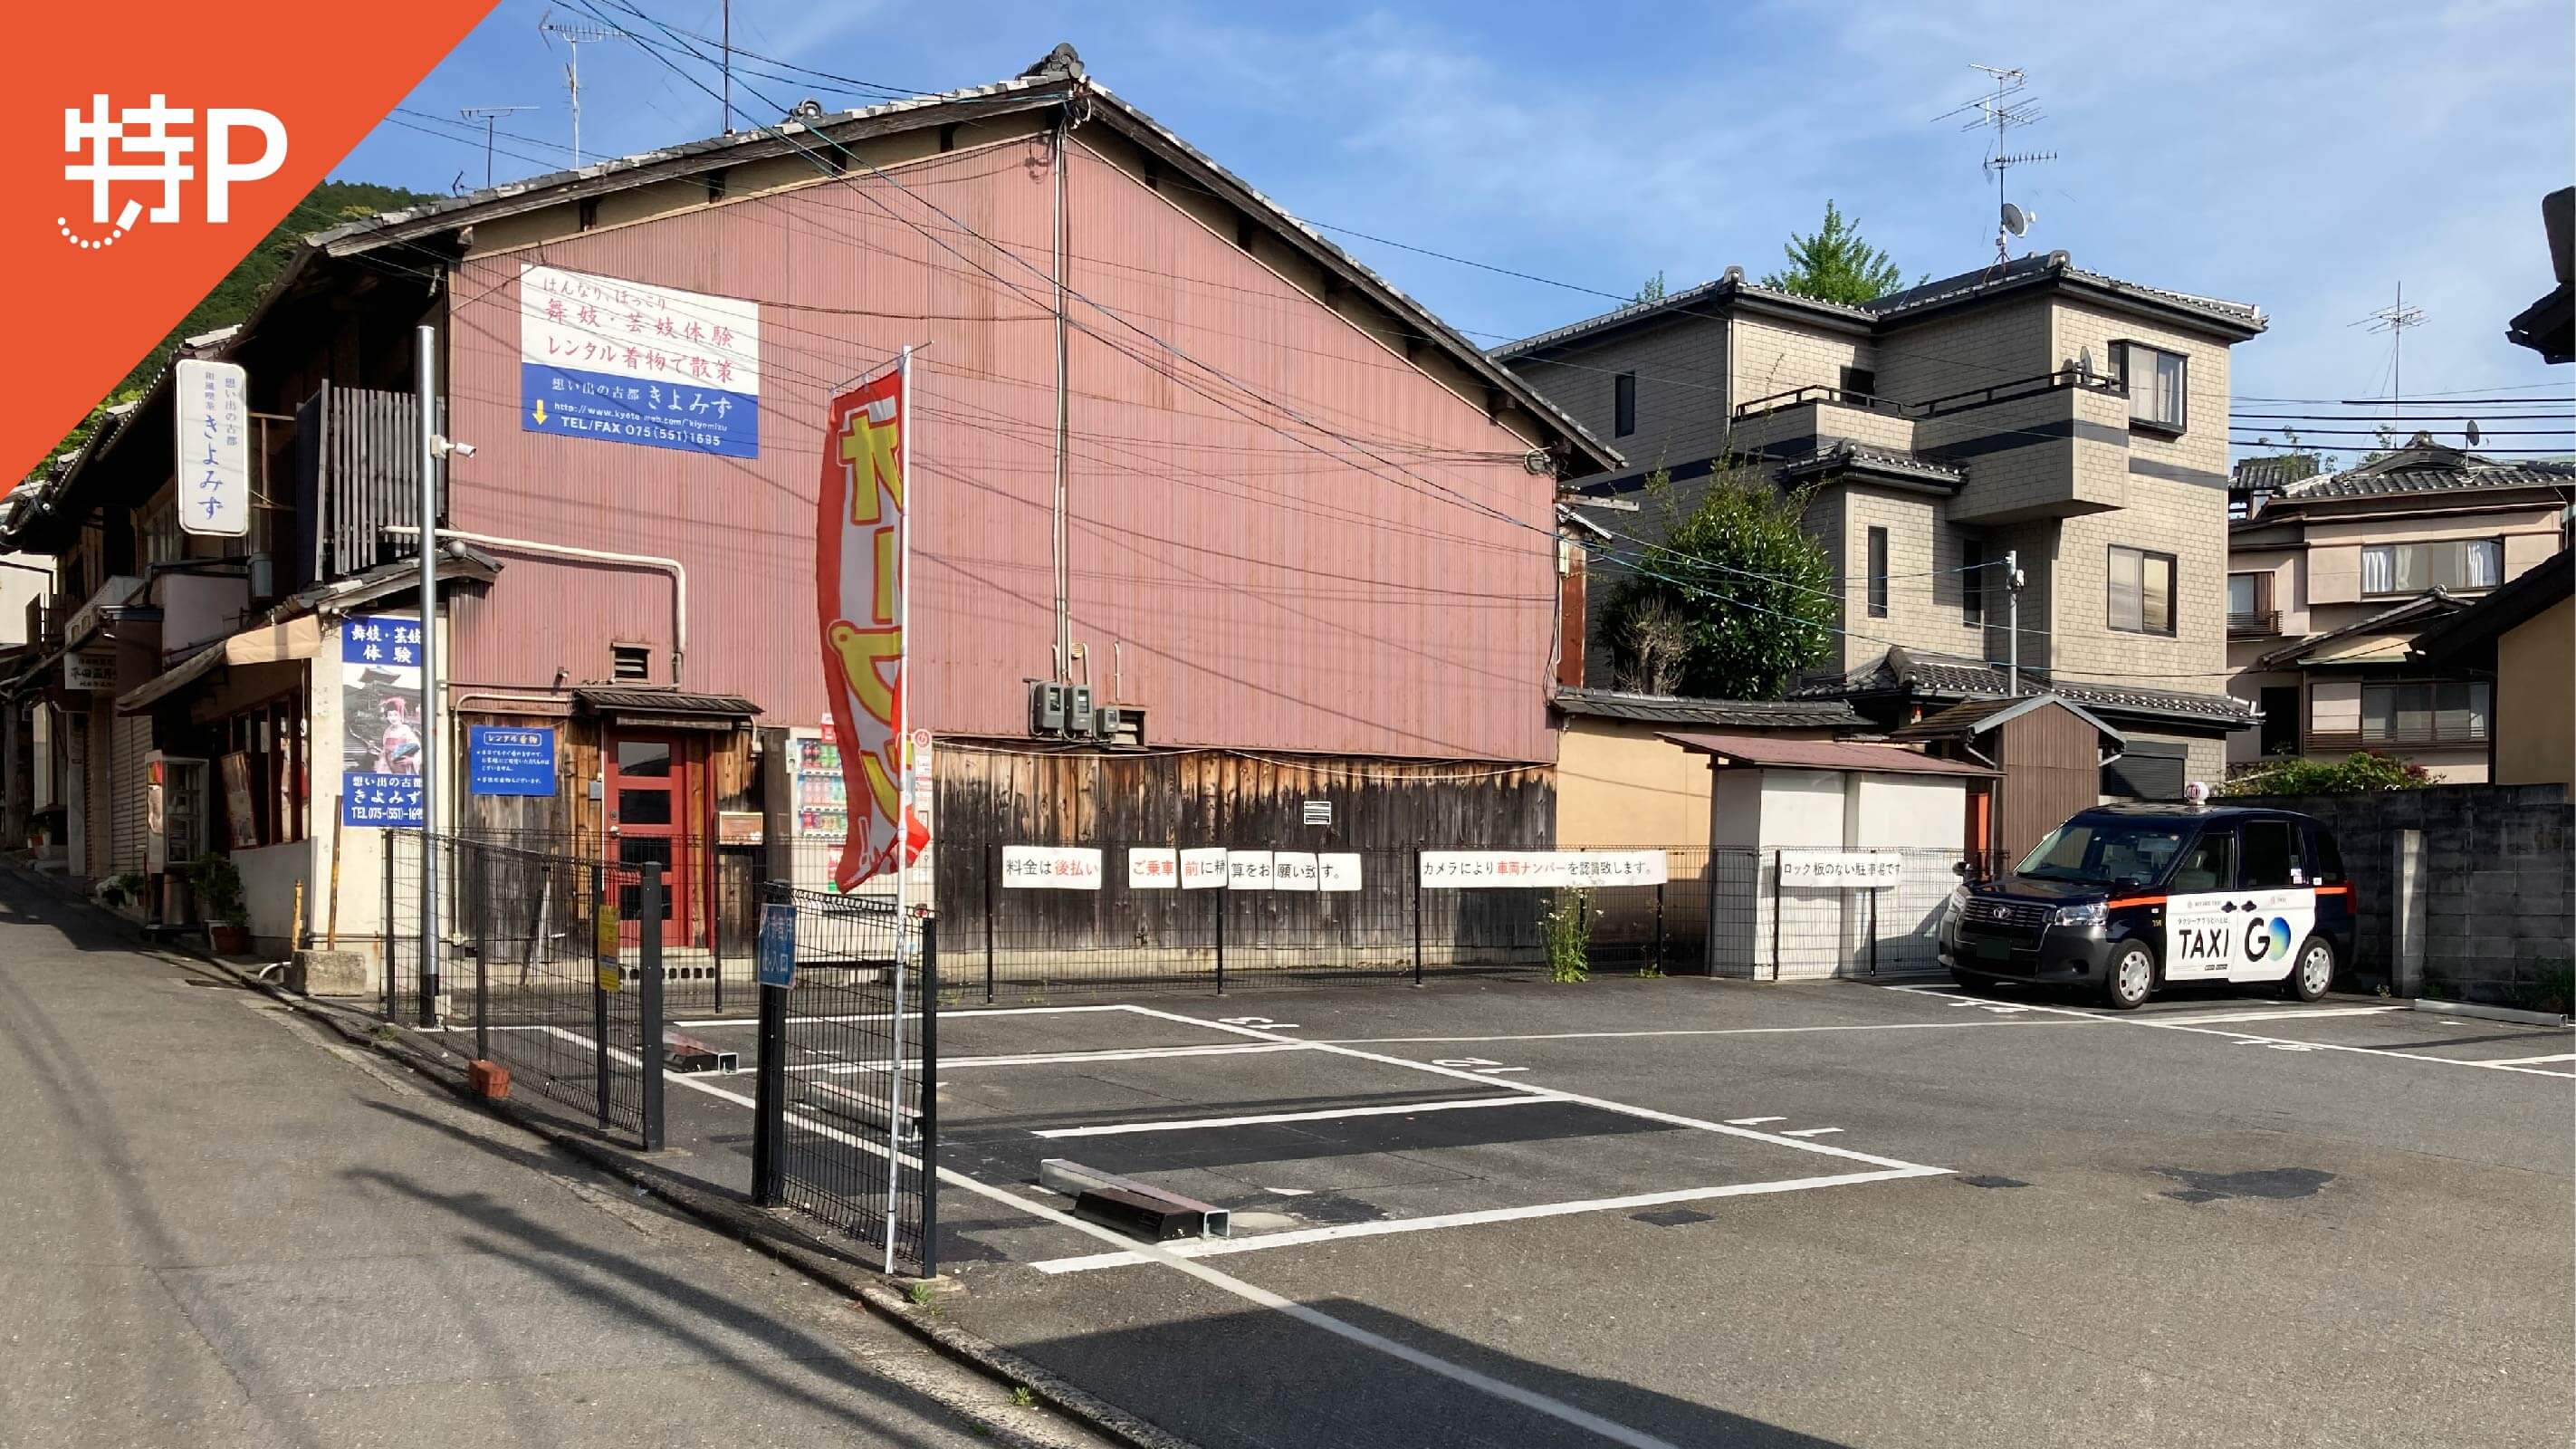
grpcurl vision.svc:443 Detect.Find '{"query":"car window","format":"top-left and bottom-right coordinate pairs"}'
top-left (2242, 820), bottom-right (2299, 889)
top-left (2307, 825), bottom-right (2345, 884)
top-left (2169, 829), bottom-right (2235, 894)
top-left (2018, 820), bottom-right (2188, 888)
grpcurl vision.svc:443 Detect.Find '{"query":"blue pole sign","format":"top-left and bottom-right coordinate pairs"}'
top-left (756, 904), bottom-right (798, 990)
top-left (469, 726), bottom-right (558, 796)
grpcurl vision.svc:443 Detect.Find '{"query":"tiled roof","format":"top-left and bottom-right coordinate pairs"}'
top-left (2272, 438), bottom-right (2576, 503)
top-left (1885, 692), bottom-right (2122, 744)
top-left (1776, 442), bottom-right (1965, 487)
top-left (2253, 590), bottom-right (2466, 668)
top-left (1791, 648), bottom-right (2255, 724)
top-left (574, 687), bottom-right (761, 717)
top-left (1660, 732), bottom-right (1998, 777)
top-left (1554, 687), bottom-right (1860, 729)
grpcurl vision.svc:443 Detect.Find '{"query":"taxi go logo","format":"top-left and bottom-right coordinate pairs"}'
top-left (2242, 915), bottom-right (2293, 962)
top-left (57, 94), bottom-right (288, 252)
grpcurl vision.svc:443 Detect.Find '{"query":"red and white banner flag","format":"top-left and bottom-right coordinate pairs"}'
top-left (816, 358), bottom-right (926, 890)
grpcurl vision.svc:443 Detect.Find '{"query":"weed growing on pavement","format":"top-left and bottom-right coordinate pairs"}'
top-left (906, 1280), bottom-right (937, 1306)
top-left (1544, 889), bottom-right (1592, 984)
top-left (1009, 1387), bottom-right (1037, 1409)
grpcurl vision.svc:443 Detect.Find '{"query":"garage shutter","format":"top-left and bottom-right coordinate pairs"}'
top-left (2102, 742), bottom-right (2187, 801)
top-left (111, 713), bottom-right (149, 873)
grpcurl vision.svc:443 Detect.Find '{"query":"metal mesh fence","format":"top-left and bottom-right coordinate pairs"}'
top-left (759, 885), bottom-right (935, 1276)
top-left (380, 832), bottom-right (660, 1147)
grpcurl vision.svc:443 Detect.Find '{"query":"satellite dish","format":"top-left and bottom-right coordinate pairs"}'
top-left (2001, 202), bottom-right (2034, 237)
top-left (2465, 420), bottom-right (2483, 446)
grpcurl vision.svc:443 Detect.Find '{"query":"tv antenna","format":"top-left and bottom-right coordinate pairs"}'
top-left (1935, 64), bottom-right (2055, 263)
top-left (2351, 283), bottom-right (2429, 420)
top-left (457, 104), bottom-right (536, 189)
top-left (539, 9), bottom-right (618, 168)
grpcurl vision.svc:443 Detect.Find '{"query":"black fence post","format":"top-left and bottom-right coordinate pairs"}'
top-left (1213, 879), bottom-right (1228, 996)
top-left (711, 859), bottom-right (725, 1019)
top-left (473, 853), bottom-right (491, 1064)
top-left (751, 887), bottom-right (787, 1208)
top-left (1653, 880), bottom-right (1667, 975)
top-left (918, 915), bottom-right (939, 1280)
top-left (591, 859), bottom-right (612, 1130)
top-left (1769, 848), bottom-right (1784, 983)
top-left (638, 861), bottom-right (666, 1152)
top-left (1866, 887), bottom-right (1880, 978)
top-left (1412, 847), bottom-right (1425, 987)
top-left (982, 842), bottom-right (996, 1004)
top-left (380, 834), bottom-right (396, 1020)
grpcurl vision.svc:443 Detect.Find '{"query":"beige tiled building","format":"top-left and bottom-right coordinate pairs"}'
top-left (1501, 251), bottom-right (2267, 796)
top-left (2225, 440), bottom-right (2575, 782)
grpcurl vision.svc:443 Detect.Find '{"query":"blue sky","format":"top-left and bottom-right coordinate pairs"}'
top-left (341, 1), bottom-right (2575, 456)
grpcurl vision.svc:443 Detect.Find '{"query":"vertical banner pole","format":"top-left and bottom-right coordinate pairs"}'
top-left (415, 325), bottom-right (442, 1025)
top-left (639, 862), bottom-right (666, 1151)
top-left (881, 344), bottom-right (914, 1279)
top-left (592, 861), bottom-right (611, 1128)
top-left (918, 916), bottom-right (939, 1280)
top-left (381, 835), bottom-right (396, 1020)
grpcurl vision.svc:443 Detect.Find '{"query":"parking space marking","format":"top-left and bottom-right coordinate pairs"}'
top-left (1027, 1166), bottom-right (1942, 1275)
top-left (1725, 1116), bottom-right (1787, 1126)
top-left (1780, 1127), bottom-right (1844, 1137)
top-left (1320, 1019), bottom-right (2105, 1045)
top-left (1032, 1095), bottom-right (1538, 1139)
top-left (784, 1041), bottom-right (1312, 1075)
top-left (2480, 1053), bottom-right (2576, 1071)
top-left (1879, 985), bottom-right (2576, 1077)
top-left (2148, 1006), bottom-right (2407, 1025)
top-left (669, 1003), bottom-right (1131, 1031)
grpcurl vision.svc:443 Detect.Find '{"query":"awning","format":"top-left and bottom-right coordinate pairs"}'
top-left (573, 686), bottom-right (761, 730)
top-left (117, 615), bottom-right (321, 715)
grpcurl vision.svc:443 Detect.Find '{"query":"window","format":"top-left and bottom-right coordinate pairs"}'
top-left (213, 694), bottom-right (306, 849)
top-left (577, 197), bottom-right (600, 231)
top-left (1613, 372), bottom-right (1637, 437)
top-left (2258, 686), bottom-right (2302, 757)
top-left (2361, 681), bottom-right (2489, 744)
top-left (2108, 545), bottom-right (2178, 635)
top-left (2117, 341), bottom-right (2188, 431)
top-left (1961, 534), bottom-right (1987, 626)
top-left (2169, 829), bottom-right (2235, 894)
top-left (2306, 826), bottom-right (2345, 886)
top-left (1866, 526), bottom-right (1889, 618)
top-left (2016, 820), bottom-right (2188, 889)
top-left (2360, 538), bottom-right (2503, 595)
top-left (2241, 820), bottom-right (2298, 889)
top-left (611, 644), bottom-right (651, 682)
top-left (2226, 572), bottom-right (2266, 618)
top-left (1839, 365), bottom-right (1877, 400)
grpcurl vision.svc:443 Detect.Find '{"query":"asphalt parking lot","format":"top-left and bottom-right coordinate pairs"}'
top-left (649, 975), bottom-right (2573, 1448)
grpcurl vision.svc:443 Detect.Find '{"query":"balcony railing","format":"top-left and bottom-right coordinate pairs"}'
top-left (2226, 609), bottom-right (2282, 638)
top-left (1732, 368), bottom-right (2127, 423)
top-left (2303, 726), bottom-right (2489, 753)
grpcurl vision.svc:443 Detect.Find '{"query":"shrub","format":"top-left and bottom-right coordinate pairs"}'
top-left (1543, 889), bottom-right (1592, 984)
top-left (188, 851), bottom-right (246, 923)
top-left (2217, 751), bottom-right (2429, 798)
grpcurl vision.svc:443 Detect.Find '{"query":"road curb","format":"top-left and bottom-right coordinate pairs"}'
top-left (2408, 998), bottom-right (2571, 1029)
top-left (0, 863), bottom-right (1197, 1449)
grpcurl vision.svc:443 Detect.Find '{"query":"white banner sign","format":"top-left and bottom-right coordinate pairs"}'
top-left (1418, 850), bottom-right (1668, 888)
top-left (1777, 850), bottom-right (1904, 889)
top-left (521, 264), bottom-right (761, 456)
top-left (1127, 848), bottom-right (1179, 889)
top-left (1001, 845), bottom-right (1102, 890)
top-left (1273, 851), bottom-right (1318, 891)
top-left (175, 359), bottom-right (250, 538)
top-left (62, 653), bottom-right (115, 692)
top-left (1228, 850), bottom-right (1275, 891)
top-left (1179, 847), bottom-right (1230, 889)
top-left (1319, 853), bottom-right (1364, 892)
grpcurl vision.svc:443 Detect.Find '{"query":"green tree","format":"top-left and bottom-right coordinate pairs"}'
top-left (1598, 463), bottom-right (1836, 699)
top-left (1760, 200), bottom-right (1910, 306)
top-left (1630, 271), bottom-right (1668, 305)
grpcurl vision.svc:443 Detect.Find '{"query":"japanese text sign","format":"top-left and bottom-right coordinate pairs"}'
top-left (1179, 848), bottom-right (1229, 890)
top-left (521, 265), bottom-right (761, 457)
top-left (756, 903), bottom-right (798, 989)
top-left (467, 726), bottom-right (555, 796)
top-left (816, 361), bottom-right (924, 891)
top-left (1417, 850), bottom-right (1669, 889)
top-left (1001, 846), bottom-right (1103, 890)
top-left (174, 359), bottom-right (249, 537)
top-left (1128, 848), bottom-right (1179, 890)
top-left (1776, 851), bottom-right (1903, 889)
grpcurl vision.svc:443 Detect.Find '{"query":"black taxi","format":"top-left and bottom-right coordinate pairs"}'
top-left (1939, 803), bottom-right (2357, 1010)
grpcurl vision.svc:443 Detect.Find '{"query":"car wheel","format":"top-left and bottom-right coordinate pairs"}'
top-left (2286, 936), bottom-right (2334, 1003)
top-left (2102, 943), bottom-right (2156, 1011)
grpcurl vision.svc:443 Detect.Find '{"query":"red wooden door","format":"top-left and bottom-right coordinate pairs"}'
top-left (607, 732), bottom-right (699, 948)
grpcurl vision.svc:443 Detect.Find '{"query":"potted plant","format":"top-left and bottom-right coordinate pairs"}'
top-left (190, 852), bottom-right (251, 955)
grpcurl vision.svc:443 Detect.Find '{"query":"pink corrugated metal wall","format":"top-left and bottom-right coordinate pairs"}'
top-left (444, 138), bottom-right (1557, 761)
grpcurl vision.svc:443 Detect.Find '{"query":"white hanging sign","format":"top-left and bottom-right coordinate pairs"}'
top-left (1127, 848), bottom-right (1179, 890)
top-left (174, 359), bottom-right (251, 538)
top-left (1318, 853), bottom-right (1365, 892)
top-left (1227, 850), bottom-right (1275, 891)
top-left (1418, 850), bottom-right (1669, 888)
top-left (1001, 845), bottom-right (1103, 890)
top-left (1179, 847), bottom-right (1230, 889)
top-left (1777, 850), bottom-right (1903, 889)
top-left (1273, 851), bottom-right (1318, 891)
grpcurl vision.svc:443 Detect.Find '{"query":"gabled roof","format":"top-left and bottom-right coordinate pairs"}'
top-left (1885, 692), bottom-right (2123, 746)
top-left (1791, 647), bottom-right (2255, 725)
top-left (2261, 436), bottom-right (2576, 507)
top-left (2412, 548), bottom-right (2573, 665)
top-left (310, 45), bottom-right (1616, 478)
top-left (2254, 590), bottom-right (2468, 668)
top-left (1660, 731), bottom-right (1997, 777)
top-left (1776, 442), bottom-right (1965, 493)
top-left (1554, 686), bottom-right (1860, 730)
top-left (1489, 251), bottom-right (2264, 363)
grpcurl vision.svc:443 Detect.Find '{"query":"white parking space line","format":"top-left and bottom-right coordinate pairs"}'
top-left (1725, 1116), bottom-right (1787, 1126)
top-left (1321, 1019), bottom-right (2107, 1045)
top-left (670, 1003), bottom-right (1132, 1030)
top-left (1120, 1004), bottom-right (1949, 1175)
top-left (786, 1041), bottom-right (1313, 1075)
top-left (1878, 985), bottom-right (2576, 1077)
top-left (1779, 1127), bottom-right (1844, 1137)
top-left (1028, 1166), bottom-right (1944, 1274)
top-left (1033, 1095), bottom-right (1538, 1139)
top-left (2147, 1006), bottom-right (2407, 1025)
top-left (2479, 1052), bottom-right (2576, 1069)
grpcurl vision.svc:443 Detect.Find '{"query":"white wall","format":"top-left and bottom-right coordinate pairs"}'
top-left (1847, 775), bottom-right (1968, 848)
top-left (235, 841), bottom-right (310, 949)
top-left (1710, 768), bottom-right (1969, 981)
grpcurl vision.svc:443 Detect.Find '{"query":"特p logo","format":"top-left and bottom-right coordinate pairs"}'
top-left (58, 94), bottom-right (287, 251)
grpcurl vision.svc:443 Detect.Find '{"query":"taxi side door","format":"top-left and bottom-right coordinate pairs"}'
top-left (2228, 816), bottom-right (2319, 984)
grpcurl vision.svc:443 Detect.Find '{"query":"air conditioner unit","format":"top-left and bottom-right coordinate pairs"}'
top-left (1028, 680), bottom-right (1067, 735)
top-left (1067, 685), bottom-right (1095, 738)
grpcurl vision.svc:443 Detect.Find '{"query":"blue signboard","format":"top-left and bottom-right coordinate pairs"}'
top-left (756, 903), bottom-right (798, 990)
top-left (519, 265), bottom-right (761, 459)
top-left (469, 726), bottom-right (557, 796)
top-left (343, 773), bottom-right (424, 830)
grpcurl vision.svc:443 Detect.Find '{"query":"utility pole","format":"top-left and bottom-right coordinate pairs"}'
top-left (540, 14), bottom-right (617, 168)
top-left (2004, 548), bottom-right (2025, 696)
top-left (415, 324), bottom-right (477, 1024)
top-left (458, 105), bottom-right (534, 189)
top-left (721, 0), bottom-right (733, 134)
top-left (2358, 283), bottom-right (2428, 427)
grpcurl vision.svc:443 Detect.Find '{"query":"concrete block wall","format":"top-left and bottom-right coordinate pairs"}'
top-left (1823, 486), bottom-right (1989, 673)
top-left (1730, 315), bottom-right (1869, 409)
top-left (1511, 312), bottom-right (1730, 475)
top-left (1876, 302), bottom-right (2053, 405)
top-left (2223, 784), bottom-right (2574, 1006)
top-left (2050, 473), bottom-right (2231, 690)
